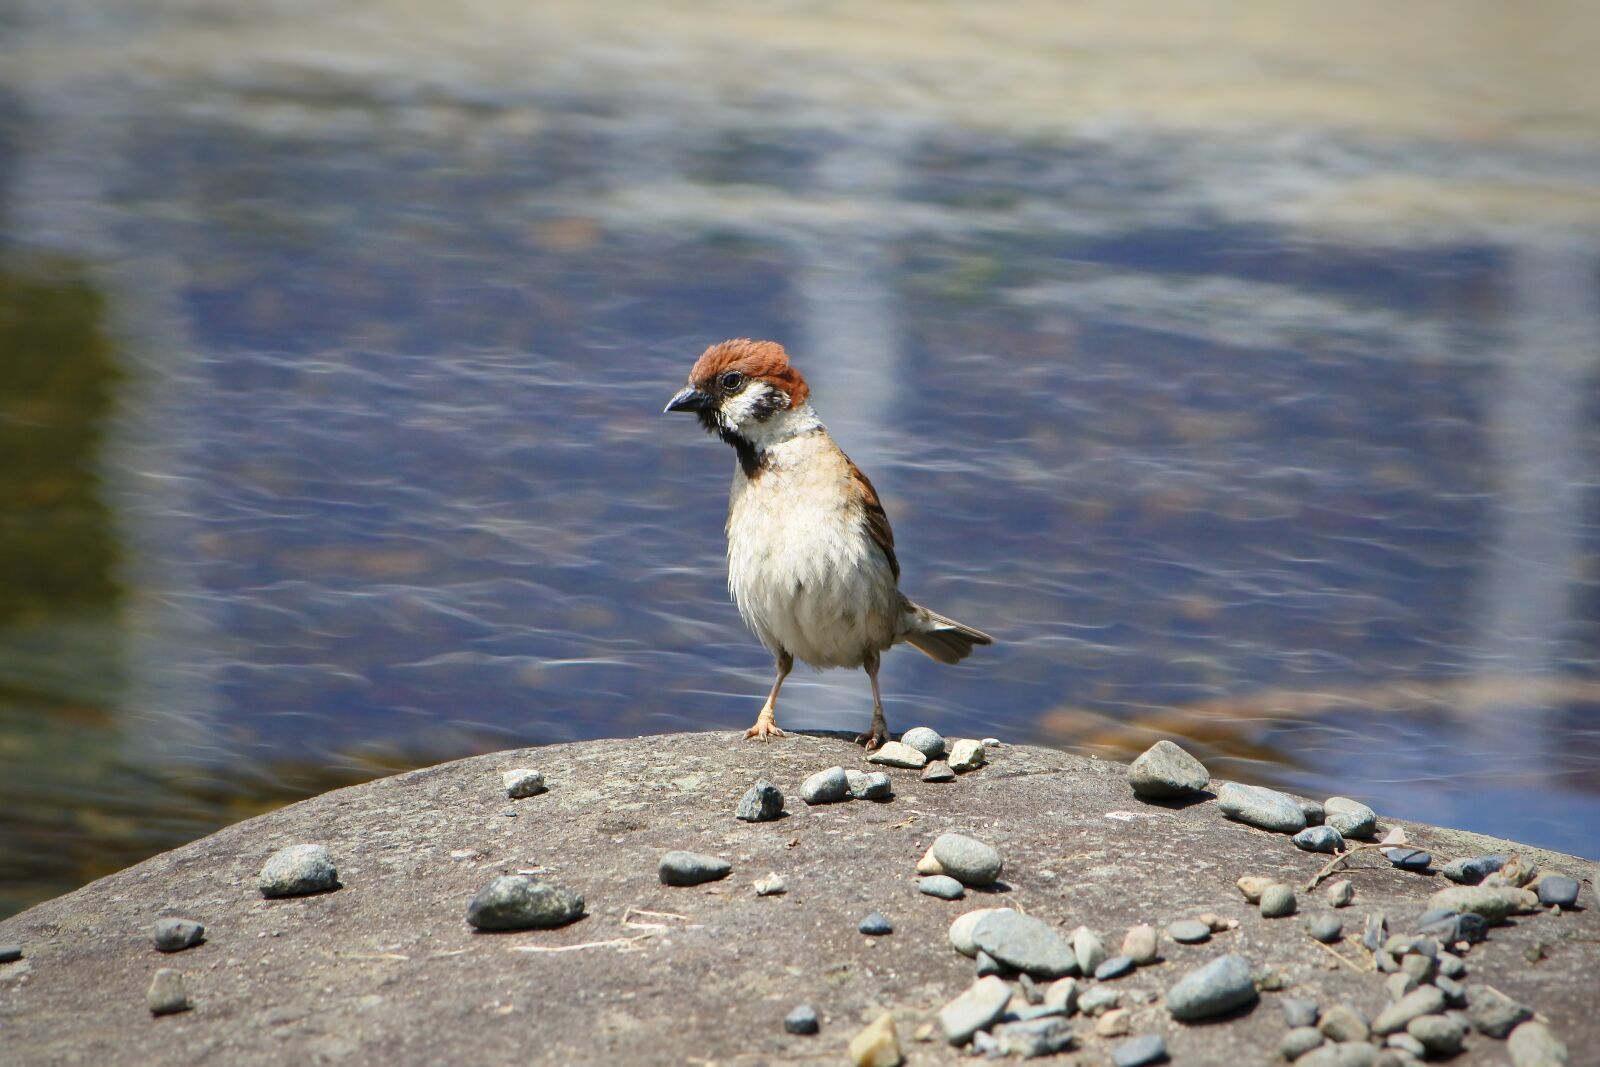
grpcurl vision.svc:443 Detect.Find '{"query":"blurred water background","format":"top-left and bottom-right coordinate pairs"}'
top-left (2, 1), bottom-right (1598, 918)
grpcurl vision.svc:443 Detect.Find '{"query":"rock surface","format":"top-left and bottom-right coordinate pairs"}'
top-left (0, 732), bottom-right (1593, 1066)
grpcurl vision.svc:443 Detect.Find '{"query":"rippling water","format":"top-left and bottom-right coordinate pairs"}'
top-left (2, 1), bottom-right (1598, 916)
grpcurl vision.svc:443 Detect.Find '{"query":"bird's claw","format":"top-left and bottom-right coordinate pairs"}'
top-left (855, 725), bottom-right (890, 751)
top-left (743, 717), bottom-right (787, 742)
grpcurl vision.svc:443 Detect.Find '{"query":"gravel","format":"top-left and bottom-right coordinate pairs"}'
top-left (1282, 1027), bottom-right (1325, 1060)
top-left (858, 912), bottom-right (893, 936)
top-left (1324, 797), bottom-right (1377, 839)
top-left (1468, 984), bottom-right (1532, 1038)
top-left (921, 760), bottom-right (955, 782)
top-left (900, 726), bottom-right (947, 759)
top-left (1164, 953), bottom-right (1257, 1021)
top-left (1044, 977), bottom-right (1079, 1014)
top-left (1217, 783), bottom-right (1307, 833)
top-left (1072, 926), bottom-right (1108, 975)
top-left (1121, 924), bottom-right (1158, 965)
top-left (1536, 875), bottom-right (1580, 908)
top-left (657, 850), bottom-right (732, 886)
top-left (1319, 1004), bottom-right (1370, 1043)
top-left (1095, 955), bottom-right (1136, 980)
top-left (866, 741), bottom-right (927, 769)
top-left (1166, 919), bottom-right (1211, 944)
top-left (800, 766), bottom-right (850, 805)
top-left (1306, 914), bottom-right (1343, 943)
top-left (948, 739), bottom-right (986, 772)
top-left (736, 779), bottom-right (785, 821)
top-left (784, 1003), bottom-right (819, 1035)
top-left (973, 911), bottom-right (1078, 978)
top-left (919, 875), bottom-right (965, 900)
top-left (931, 832), bottom-right (1004, 886)
top-left (146, 968), bottom-right (191, 1015)
top-left (1293, 826), bottom-right (1345, 853)
top-left (1281, 998), bottom-right (1320, 1028)
top-left (1126, 739), bottom-right (1210, 799)
top-left (1373, 987), bottom-right (1445, 1035)
top-left (1260, 884), bottom-right (1297, 917)
top-left (939, 975), bottom-right (1012, 1045)
top-left (465, 875), bottom-right (585, 930)
top-left (258, 844), bottom-right (340, 898)
top-left (1111, 1033), bottom-right (1168, 1067)
top-left (152, 918), bottom-right (206, 953)
top-left (1507, 1021), bottom-right (1571, 1067)
top-left (502, 769), bottom-right (546, 798)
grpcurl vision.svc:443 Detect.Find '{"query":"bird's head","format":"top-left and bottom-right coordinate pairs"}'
top-left (664, 339), bottom-right (812, 446)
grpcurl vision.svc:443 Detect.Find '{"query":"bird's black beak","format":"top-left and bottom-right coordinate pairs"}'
top-left (664, 386), bottom-right (709, 414)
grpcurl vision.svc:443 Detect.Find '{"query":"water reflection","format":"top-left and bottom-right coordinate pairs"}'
top-left (1, 2), bottom-right (1598, 917)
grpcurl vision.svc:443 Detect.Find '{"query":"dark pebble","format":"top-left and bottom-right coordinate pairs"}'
top-left (736, 780), bottom-right (785, 822)
top-left (152, 918), bottom-right (206, 953)
top-left (784, 1003), bottom-right (820, 1035)
top-left (1111, 1033), bottom-right (1168, 1067)
top-left (858, 912), bottom-right (893, 936)
top-left (466, 875), bottom-right (585, 930)
top-left (0, 945), bottom-right (22, 963)
top-left (1383, 848), bottom-right (1432, 872)
top-left (1166, 919), bottom-right (1211, 944)
top-left (1536, 875), bottom-right (1580, 908)
top-left (1413, 909), bottom-right (1486, 945)
top-left (658, 850), bottom-right (733, 886)
top-left (1293, 826), bottom-right (1345, 853)
top-left (1095, 955), bottom-right (1136, 980)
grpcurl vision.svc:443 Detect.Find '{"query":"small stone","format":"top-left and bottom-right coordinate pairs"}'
top-left (1363, 913), bottom-right (1388, 951)
top-left (1441, 856), bottom-right (1497, 885)
top-left (1324, 797), bottom-right (1378, 839)
top-left (974, 911), bottom-right (1077, 978)
top-left (1437, 952), bottom-right (1466, 979)
top-left (147, 968), bottom-right (191, 1015)
top-left (921, 760), bottom-right (955, 782)
top-left (1300, 798), bottom-right (1326, 825)
top-left (859, 912), bottom-right (893, 936)
top-left (466, 875), bottom-right (584, 930)
top-left (1166, 919), bottom-right (1211, 944)
top-left (500, 807), bottom-right (518, 817)
top-left (1433, 974), bottom-right (1465, 1007)
top-left (1044, 977), bottom-right (1079, 1014)
top-left (1373, 987), bottom-right (1445, 1035)
top-left (917, 845), bottom-right (944, 876)
top-left (801, 766), bottom-right (850, 805)
top-left (1112, 1033), bottom-right (1168, 1067)
top-left (866, 741), bottom-right (927, 769)
top-left (919, 875), bottom-right (965, 900)
top-left (972, 1031), bottom-right (1000, 1056)
top-left (258, 844), bottom-right (339, 898)
top-left (1237, 875), bottom-right (1275, 902)
top-left (900, 726), bottom-right (947, 759)
top-left (1256, 966), bottom-right (1287, 991)
top-left (1319, 1004), bottom-right (1370, 1043)
top-left (1306, 914), bottom-right (1343, 943)
top-left (931, 832), bottom-right (1004, 886)
top-left (1427, 885), bottom-right (1539, 924)
top-left (1387, 1032), bottom-right (1427, 1056)
top-left (1165, 954), bottom-right (1257, 1021)
top-left (913, 1022), bottom-right (936, 1042)
top-left (1293, 825), bottom-right (1346, 853)
top-left (1199, 912), bottom-right (1237, 932)
top-left (754, 872), bottom-right (787, 896)
top-left (849, 1011), bottom-right (903, 1066)
top-left (949, 908), bottom-right (1009, 956)
top-left (1507, 1021), bottom-right (1570, 1067)
top-left (1079, 986), bottom-right (1121, 1016)
top-left (1095, 1007), bottom-right (1132, 1036)
top-left (1071, 926), bottom-right (1108, 975)
top-left (1217, 782), bottom-right (1307, 833)
top-left (1385, 973), bottom-right (1418, 1001)
top-left (1376, 950), bottom-right (1398, 973)
top-left (1383, 848), bottom-right (1432, 872)
top-left (1499, 854), bottom-right (1538, 887)
top-left (1127, 739), bottom-right (1210, 799)
top-left (1399, 953), bottom-right (1434, 984)
top-left (737, 779), bottom-right (785, 821)
top-left (1468, 984), bottom-right (1532, 1038)
top-left (1017, 972), bottom-right (1043, 1004)
top-left (1282, 998), bottom-right (1320, 1028)
top-left (853, 770), bottom-right (893, 800)
top-left (152, 918), bottom-right (206, 953)
top-left (1297, 1044), bottom-right (1378, 1067)
top-left (1122, 924), bottom-right (1159, 965)
top-left (1282, 1027), bottom-right (1325, 1061)
top-left (1325, 879), bottom-right (1355, 907)
top-left (1414, 908), bottom-right (1487, 944)
top-left (1096, 955), bottom-right (1136, 980)
top-left (657, 850), bottom-right (732, 886)
top-left (994, 1016), bottom-right (1076, 1058)
top-left (1260, 884), bottom-right (1297, 918)
top-left (502, 768), bottom-right (546, 798)
top-left (974, 950), bottom-right (1005, 977)
top-left (784, 1003), bottom-right (820, 1034)
top-left (0, 945), bottom-right (22, 963)
top-left (948, 739), bottom-right (986, 772)
top-left (1406, 1014), bottom-right (1466, 1056)
top-left (939, 975), bottom-right (1012, 1045)
top-left (1536, 875), bottom-right (1580, 908)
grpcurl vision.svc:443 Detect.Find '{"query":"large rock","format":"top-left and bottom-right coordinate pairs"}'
top-left (465, 875), bottom-right (584, 930)
top-left (1165, 954), bottom-right (1257, 1020)
top-left (1126, 739), bottom-right (1210, 799)
top-left (971, 911), bottom-right (1077, 978)
top-left (1217, 783), bottom-right (1307, 833)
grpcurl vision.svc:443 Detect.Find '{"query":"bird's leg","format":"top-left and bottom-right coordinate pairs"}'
top-left (744, 650), bottom-right (793, 741)
top-left (855, 650), bottom-right (891, 750)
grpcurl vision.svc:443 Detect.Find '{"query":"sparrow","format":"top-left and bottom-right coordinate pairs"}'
top-left (665, 338), bottom-right (992, 749)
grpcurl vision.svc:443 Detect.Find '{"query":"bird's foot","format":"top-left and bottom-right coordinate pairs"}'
top-left (855, 722), bottom-right (891, 751)
top-left (743, 715), bottom-right (787, 742)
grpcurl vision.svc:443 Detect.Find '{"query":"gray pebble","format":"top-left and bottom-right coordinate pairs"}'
top-left (994, 1016), bottom-right (1076, 1059)
top-left (845, 769), bottom-right (893, 800)
top-left (939, 975), bottom-right (1012, 1045)
top-left (1078, 985), bottom-right (1121, 1016)
top-left (858, 912), bottom-right (893, 936)
top-left (973, 911), bottom-right (1077, 978)
top-left (753, 873), bottom-right (787, 896)
top-left (949, 908), bottom-right (1010, 956)
top-left (1386, 1033), bottom-right (1426, 1058)
top-left (501, 768), bottom-right (546, 799)
top-left (1324, 797), bottom-right (1378, 839)
top-left (1441, 856), bottom-right (1494, 885)
top-left (1433, 974), bottom-right (1465, 1007)
top-left (1282, 1027), bottom-right (1325, 1061)
top-left (1362, 913), bottom-right (1388, 951)
top-left (1536, 875), bottom-right (1580, 908)
top-left (1300, 798), bottom-right (1325, 825)
top-left (1111, 1033), bottom-right (1168, 1067)
top-left (466, 875), bottom-right (584, 930)
top-left (783, 1003), bottom-right (819, 1035)
top-left (1468, 984), bottom-right (1532, 1038)
top-left (147, 968), bottom-right (191, 1015)
top-left (1406, 1014), bottom-right (1466, 1056)
top-left (1385, 973), bottom-right (1418, 1002)
top-left (1072, 926), bottom-right (1108, 975)
top-left (975, 949), bottom-right (1006, 977)
top-left (152, 918), bottom-right (206, 953)
top-left (1437, 952), bottom-right (1466, 979)
top-left (1044, 977), bottom-right (1079, 1014)
top-left (736, 779), bottom-right (785, 821)
top-left (1166, 919), bottom-right (1211, 944)
top-left (1217, 782), bottom-right (1307, 833)
top-left (0, 945), bottom-right (22, 964)
top-left (931, 832), bottom-right (1004, 886)
top-left (1399, 953), bottom-right (1434, 983)
top-left (657, 850), bottom-right (731, 886)
top-left (1306, 914), bottom-right (1343, 943)
top-left (919, 875), bottom-right (965, 900)
top-left (1319, 1004), bottom-right (1371, 1043)
top-left (948, 738), bottom-right (986, 772)
top-left (921, 760), bottom-right (955, 783)
top-left (900, 726), bottom-right (947, 759)
top-left (1507, 1020), bottom-right (1570, 1067)
top-left (1126, 739), bottom-right (1210, 799)
top-left (1164, 953), bottom-right (1257, 1021)
top-left (866, 741), bottom-right (927, 769)
top-left (1281, 998), bottom-right (1320, 1028)
top-left (1293, 825), bottom-right (1346, 853)
top-left (1413, 908), bottom-right (1487, 945)
top-left (1383, 848), bottom-right (1432, 872)
top-left (1297, 1044), bottom-right (1378, 1067)
top-left (1373, 986), bottom-right (1445, 1035)
top-left (800, 766), bottom-right (849, 805)
top-left (258, 844), bottom-right (339, 898)
top-left (1325, 879), bottom-right (1355, 907)
top-left (1095, 955), bottom-right (1136, 980)
top-left (500, 807), bottom-right (518, 817)
top-left (1260, 884), bottom-right (1297, 918)
top-left (1121, 924), bottom-right (1159, 965)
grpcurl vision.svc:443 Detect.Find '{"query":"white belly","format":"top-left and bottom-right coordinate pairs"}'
top-left (724, 438), bottom-right (898, 668)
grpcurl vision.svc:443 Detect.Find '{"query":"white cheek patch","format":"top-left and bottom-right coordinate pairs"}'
top-left (718, 383), bottom-right (781, 433)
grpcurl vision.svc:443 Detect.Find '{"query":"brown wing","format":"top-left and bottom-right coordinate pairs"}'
top-left (846, 458), bottom-right (900, 582)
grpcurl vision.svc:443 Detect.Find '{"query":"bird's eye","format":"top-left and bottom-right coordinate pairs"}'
top-left (719, 371), bottom-right (745, 391)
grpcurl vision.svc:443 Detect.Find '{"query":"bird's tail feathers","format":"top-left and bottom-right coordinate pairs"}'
top-left (899, 600), bottom-right (994, 665)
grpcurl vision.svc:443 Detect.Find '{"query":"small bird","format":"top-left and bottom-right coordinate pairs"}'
top-left (665, 338), bottom-right (992, 749)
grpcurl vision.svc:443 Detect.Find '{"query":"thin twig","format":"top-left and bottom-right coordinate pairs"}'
top-left (510, 932), bottom-right (659, 954)
top-left (1313, 937), bottom-right (1368, 974)
top-left (1304, 842), bottom-right (1400, 891)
